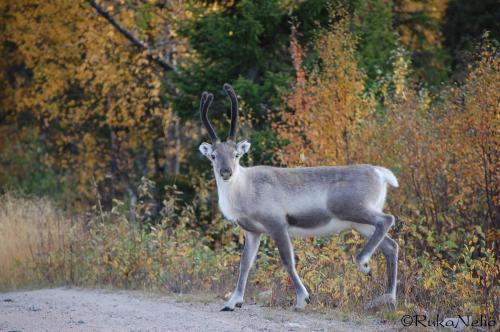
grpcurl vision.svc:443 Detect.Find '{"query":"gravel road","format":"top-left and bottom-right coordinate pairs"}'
top-left (0, 288), bottom-right (394, 332)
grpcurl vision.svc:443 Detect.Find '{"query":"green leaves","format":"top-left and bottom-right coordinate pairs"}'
top-left (135, 2), bottom-right (154, 31)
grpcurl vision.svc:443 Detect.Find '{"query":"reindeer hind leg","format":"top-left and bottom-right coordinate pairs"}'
top-left (365, 235), bottom-right (398, 311)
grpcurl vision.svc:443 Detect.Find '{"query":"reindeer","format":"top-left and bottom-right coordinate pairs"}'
top-left (198, 84), bottom-right (399, 311)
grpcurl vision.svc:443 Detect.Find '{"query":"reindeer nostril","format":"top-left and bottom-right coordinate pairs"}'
top-left (220, 169), bottom-right (232, 178)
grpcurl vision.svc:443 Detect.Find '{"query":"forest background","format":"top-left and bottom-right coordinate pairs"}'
top-left (0, 0), bottom-right (498, 321)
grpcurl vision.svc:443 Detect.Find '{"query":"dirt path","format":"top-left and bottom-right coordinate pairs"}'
top-left (0, 288), bottom-right (394, 332)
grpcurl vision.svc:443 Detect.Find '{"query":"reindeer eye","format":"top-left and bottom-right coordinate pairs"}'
top-left (210, 153), bottom-right (216, 160)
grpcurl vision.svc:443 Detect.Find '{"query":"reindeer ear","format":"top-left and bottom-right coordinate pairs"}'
top-left (199, 142), bottom-right (213, 157)
top-left (236, 140), bottom-right (251, 156)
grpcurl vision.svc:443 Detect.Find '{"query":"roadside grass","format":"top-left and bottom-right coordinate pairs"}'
top-left (0, 193), bottom-right (497, 326)
top-left (0, 193), bottom-right (79, 290)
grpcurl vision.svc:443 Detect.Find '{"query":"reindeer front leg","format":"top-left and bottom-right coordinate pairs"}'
top-left (271, 227), bottom-right (310, 310)
top-left (221, 231), bottom-right (261, 311)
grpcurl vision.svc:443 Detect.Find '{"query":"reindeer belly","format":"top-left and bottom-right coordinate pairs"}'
top-left (286, 208), bottom-right (353, 238)
top-left (288, 218), bottom-right (353, 237)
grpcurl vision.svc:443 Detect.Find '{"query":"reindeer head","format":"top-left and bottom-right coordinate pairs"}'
top-left (199, 84), bottom-right (251, 181)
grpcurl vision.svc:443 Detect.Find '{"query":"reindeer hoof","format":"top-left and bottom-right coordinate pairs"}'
top-left (235, 302), bottom-right (243, 308)
top-left (386, 301), bottom-right (396, 312)
top-left (221, 306), bottom-right (234, 311)
top-left (294, 293), bottom-right (310, 311)
top-left (364, 294), bottom-right (396, 311)
top-left (356, 256), bottom-right (372, 276)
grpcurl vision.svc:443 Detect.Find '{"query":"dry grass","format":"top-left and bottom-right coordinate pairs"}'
top-left (0, 192), bottom-right (238, 294)
top-left (0, 193), bottom-right (79, 290)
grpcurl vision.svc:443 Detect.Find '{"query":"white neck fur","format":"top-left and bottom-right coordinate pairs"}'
top-left (214, 164), bottom-right (245, 222)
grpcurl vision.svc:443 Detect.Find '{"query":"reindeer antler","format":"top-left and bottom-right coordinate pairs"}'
top-left (224, 83), bottom-right (238, 141)
top-left (200, 91), bottom-right (218, 142)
